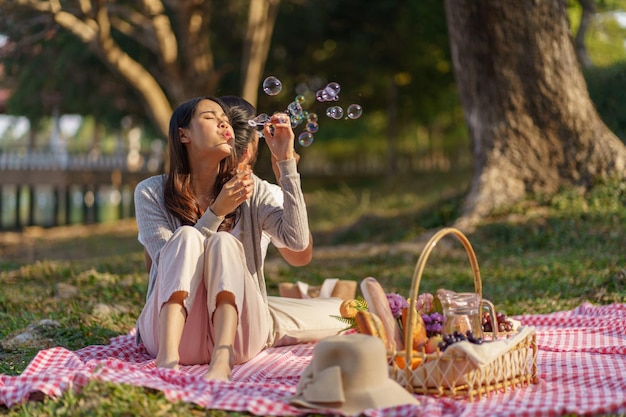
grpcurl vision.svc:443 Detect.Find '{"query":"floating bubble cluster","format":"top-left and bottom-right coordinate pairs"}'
top-left (250, 76), bottom-right (362, 147)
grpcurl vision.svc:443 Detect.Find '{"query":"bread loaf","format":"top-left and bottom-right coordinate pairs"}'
top-left (339, 299), bottom-right (359, 318)
top-left (355, 311), bottom-right (389, 349)
top-left (360, 277), bottom-right (404, 351)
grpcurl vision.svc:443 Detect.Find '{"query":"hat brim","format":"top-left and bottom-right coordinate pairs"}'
top-left (287, 378), bottom-right (420, 416)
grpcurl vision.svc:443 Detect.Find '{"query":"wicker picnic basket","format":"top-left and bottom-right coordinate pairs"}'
top-left (388, 227), bottom-right (538, 401)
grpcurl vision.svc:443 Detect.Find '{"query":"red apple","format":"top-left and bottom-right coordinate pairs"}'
top-left (424, 335), bottom-right (443, 354)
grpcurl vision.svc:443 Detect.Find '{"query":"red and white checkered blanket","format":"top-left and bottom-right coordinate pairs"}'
top-left (1, 302), bottom-right (625, 416)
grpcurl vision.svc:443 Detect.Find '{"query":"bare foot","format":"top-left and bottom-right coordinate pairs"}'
top-left (204, 363), bottom-right (231, 381)
top-left (155, 354), bottom-right (180, 370)
top-left (204, 345), bottom-right (233, 381)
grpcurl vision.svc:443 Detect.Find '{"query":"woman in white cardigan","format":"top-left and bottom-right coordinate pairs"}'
top-left (134, 96), bottom-right (343, 381)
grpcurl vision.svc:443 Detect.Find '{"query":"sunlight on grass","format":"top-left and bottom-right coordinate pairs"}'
top-left (0, 173), bottom-right (624, 416)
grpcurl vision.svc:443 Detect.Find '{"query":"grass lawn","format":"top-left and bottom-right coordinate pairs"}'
top-left (0, 170), bottom-right (624, 416)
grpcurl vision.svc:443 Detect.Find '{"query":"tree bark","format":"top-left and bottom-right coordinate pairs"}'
top-left (444, 0), bottom-right (626, 225)
top-left (241, 0), bottom-right (280, 107)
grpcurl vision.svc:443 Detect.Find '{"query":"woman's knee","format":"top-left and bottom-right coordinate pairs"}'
top-left (173, 225), bottom-right (204, 241)
top-left (216, 290), bottom-right (237, 308)
top-left (161, 226), bottom-right (205, 254)
top-left (205, 231), bottom-right (241, 251)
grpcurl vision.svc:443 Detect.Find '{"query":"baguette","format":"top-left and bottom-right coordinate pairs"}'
top-left (355, 311), bottom-right (389, 349)
top-left (360, 277), bottom-right (404, 351)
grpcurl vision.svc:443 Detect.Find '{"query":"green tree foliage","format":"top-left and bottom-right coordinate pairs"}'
top-left (567, 0), bottom-right (626, 142)
top-left (0, 4), bottom-right (149, 129)
top-left (1, 0), bottom-right (461, 164)
top-left (2, 29), bottom-right (148, 132)
top-left (585, 62), bottom-right (626, 141)
top-left (0, 0), bottom-right (272, 139)
top-left (568, 0), bottom-right (626, 65)
top-left (263, 0), bottom-right (458, 135)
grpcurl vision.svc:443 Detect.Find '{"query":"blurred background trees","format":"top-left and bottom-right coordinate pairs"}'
top-left (0, 0), bottom-right (624, 222)
top-left (0, 0), bottom-right (461, 177)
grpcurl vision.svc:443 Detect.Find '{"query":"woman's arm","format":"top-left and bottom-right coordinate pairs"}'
top-left (134, 177), bottom-right (175, 267)
top-left (277, 232), bottom-right (313, 266)
top-left (260, 159), bottom-right (310, 251)
top-left (263, 179), bottom-right (313, 266)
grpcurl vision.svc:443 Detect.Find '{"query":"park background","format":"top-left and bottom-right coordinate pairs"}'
top-left (0, 1), bottom-right (625, 416)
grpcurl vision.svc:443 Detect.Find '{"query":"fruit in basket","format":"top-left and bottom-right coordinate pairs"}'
top-left (355, 310), bottom-right (390, 349)
top-left (394, 351), bottom-right (423, 370)
top-left (437, 330), bottom-right (484, 351)
top-left (401, 307), bottom-right (429, 350)
top-left (424, 334), bottom-right (443, 354)
top-left (482, 311), bottom-right (514, 333)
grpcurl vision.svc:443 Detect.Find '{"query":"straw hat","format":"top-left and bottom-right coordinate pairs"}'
top-left (287, 334), bottom-right (420, 415)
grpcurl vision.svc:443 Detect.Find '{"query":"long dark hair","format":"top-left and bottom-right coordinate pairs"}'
top-left (164, 96), bottom-right (238, 230)
top-left (220, 95), bottom-right (257, 163)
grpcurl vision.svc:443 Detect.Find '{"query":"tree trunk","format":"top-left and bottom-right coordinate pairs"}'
top-left (241, 0), bottom-right (281, 107)
top-left (444, 0), bottom-right (626, 225)
top-left (574, 0), bottom-right (595, 68)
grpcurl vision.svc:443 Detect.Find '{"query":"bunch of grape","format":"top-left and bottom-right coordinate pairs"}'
top-left (437, 330), bottom-right (484, 351)
top-left (482, 311), bottom-right (514, 333)
top-left (421, 312), bottom-right (444, 337)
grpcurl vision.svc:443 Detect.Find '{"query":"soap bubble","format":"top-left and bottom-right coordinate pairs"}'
top-left (324, 82), bottom-right (341, 101)
top-left (316, 82), bottom-right (341, 102)
top-left (347, 104), bottom-right (363, 119)
top-left (306, 121), bottom-right (319, 133)
top-left (290, 114), bottom-right (301, 128)
top-left (287, 101), bottom-right (303, 117)
top-left (298, 131), bottom-right (314, 147)
top-left (316, 89), bottom-right (329, 102)
top-left (326, 106), bottom-right (344, 119)
top-left (263, 76), bottom-right (282, 96)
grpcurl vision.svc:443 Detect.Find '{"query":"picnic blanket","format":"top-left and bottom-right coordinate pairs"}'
top-left (1, 302), bottom-right (625, 416)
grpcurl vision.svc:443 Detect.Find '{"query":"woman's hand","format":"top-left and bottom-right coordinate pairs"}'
top-left (209, 167), bottom-right (253, 217)
top-left (263, 113), bottom-right (295, 162)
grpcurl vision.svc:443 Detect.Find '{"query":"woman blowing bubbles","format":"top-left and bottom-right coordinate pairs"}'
top-left (134, 96), bottom-right (344, 381)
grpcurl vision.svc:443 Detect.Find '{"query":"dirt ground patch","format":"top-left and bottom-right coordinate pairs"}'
top-left (0, 219), bottom-right (431, 264)
top-left (0, 219), bottom-right (141, 263)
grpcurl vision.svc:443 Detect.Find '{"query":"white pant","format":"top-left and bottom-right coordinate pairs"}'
top-left (137, 226), bottom-right (345, 365)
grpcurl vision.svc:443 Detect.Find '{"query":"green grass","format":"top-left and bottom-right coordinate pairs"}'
top-left (1, 171), bottom-right (625, 416)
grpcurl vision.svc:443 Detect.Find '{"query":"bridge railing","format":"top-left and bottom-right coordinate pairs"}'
top-left (0, 150), bottom-right (161, 173)
top-left (0, 150), bottom-right (164, 230)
